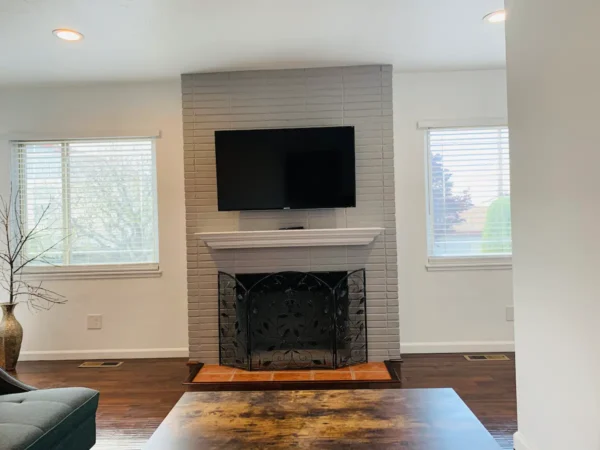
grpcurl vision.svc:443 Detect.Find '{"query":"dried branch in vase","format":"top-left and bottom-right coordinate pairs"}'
top-left (0, 188), bottom-right (68, 310)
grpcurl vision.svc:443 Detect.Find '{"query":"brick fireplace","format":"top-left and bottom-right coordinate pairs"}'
top-left (182, 65), bottom-right (399, 363)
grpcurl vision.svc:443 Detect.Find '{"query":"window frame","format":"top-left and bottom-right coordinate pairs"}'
top-left (11, 137), bottom-right (161, 280)
top-left (422, 120), bottom-right (512, 271)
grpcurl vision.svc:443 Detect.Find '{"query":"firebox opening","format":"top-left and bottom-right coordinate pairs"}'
top-left (218, 270), bottom-right (367, 371)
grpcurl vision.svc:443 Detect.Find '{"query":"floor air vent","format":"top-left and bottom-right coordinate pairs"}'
top-left (464, 355), bottom-right (509, 361)
top-left (79, 361), bottom-right (123, 368)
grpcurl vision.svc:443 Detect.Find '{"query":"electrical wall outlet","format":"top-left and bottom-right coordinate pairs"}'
top-left (87, 314), bottom-right (103, 330)
top-left (506, 306), bottom-right (515, 322)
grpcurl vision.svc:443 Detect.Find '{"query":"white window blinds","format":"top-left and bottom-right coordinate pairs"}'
top-left (13, 138), bottom-right (158, 266)
top-left (427, 127), bottom-right (511, 258)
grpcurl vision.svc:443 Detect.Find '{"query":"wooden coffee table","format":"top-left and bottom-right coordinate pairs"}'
top-left (144, 388), bottom-right (500, 449)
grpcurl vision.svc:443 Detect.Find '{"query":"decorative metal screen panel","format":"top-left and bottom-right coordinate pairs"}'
top-left (334, 269), bottom-right (367, 368)
top-left (217, 273), bottom-right (249, 369)
top-left (218, 270), bottom-right (367, 371)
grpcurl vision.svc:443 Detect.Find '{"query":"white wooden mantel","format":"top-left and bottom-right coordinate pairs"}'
top-left (196, 228), bottom-right (384, 250)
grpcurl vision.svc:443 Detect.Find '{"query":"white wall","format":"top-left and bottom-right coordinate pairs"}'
top-left (0, 71), bottom-right (513, 360)
top-left (394, 70), bottom-right (514, 353)
top-left (506, 1), bottom-right (600, 449)
top-left (0, 81), bottom-right (189, 360)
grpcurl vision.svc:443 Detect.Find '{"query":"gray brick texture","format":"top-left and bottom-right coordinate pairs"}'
top-left (182, 65), bottom-right (399, 363)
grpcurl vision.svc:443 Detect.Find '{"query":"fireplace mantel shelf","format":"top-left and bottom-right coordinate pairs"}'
top-left (196, 228), bottom-right (384, 250)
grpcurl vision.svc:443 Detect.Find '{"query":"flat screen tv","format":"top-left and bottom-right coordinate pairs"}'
top-left (215, 126), bottom-right (355, 211)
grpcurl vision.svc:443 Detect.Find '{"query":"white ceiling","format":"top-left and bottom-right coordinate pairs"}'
top-left (0, 0), bottom-right (506, 85)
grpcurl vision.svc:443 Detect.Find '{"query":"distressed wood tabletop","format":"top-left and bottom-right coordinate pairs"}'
top-left (144, 388), bottom-right (501, 449)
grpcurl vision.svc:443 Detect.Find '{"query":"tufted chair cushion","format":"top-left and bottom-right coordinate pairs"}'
top-left (0, 388), bottom-right (99, 450)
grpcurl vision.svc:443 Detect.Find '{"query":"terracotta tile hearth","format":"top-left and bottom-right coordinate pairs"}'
top-left (191, 363), bottom-right (392, 383)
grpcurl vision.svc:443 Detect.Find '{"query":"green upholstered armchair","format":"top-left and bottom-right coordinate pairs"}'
top-left (0, 368), bottom-right (99, 450)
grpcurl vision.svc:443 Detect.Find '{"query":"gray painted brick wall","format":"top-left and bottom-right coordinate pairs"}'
top-left (181, 65), bottom-right (399, 363)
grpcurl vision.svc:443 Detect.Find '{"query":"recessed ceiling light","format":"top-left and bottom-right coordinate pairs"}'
top-left (483, 10), bottom-right (506, 23)
top-left (53, 29), bottom-right (84, 41)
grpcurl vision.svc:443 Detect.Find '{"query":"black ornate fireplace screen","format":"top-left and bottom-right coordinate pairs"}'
top-left (218, 270), bottom-right (367, 371)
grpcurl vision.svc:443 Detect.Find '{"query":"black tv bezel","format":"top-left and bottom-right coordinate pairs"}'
top-left (214, 126), bottom-right (356, 212)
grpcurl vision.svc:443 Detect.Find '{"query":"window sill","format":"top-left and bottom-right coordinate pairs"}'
top-left (20, 263), bottom-right (162, 281)
top-left (426, 257), bottom-right (512, 272)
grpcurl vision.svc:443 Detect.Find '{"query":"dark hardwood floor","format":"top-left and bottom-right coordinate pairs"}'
top-left (14, 358), bottom-right (189, 450)
top-left (12, 354), bottom-right (516, 450)
top-left (401, 354), bottom-right (517, 450)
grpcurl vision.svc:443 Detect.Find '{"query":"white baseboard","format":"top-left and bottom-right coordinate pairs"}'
top-left (20, 342), bottom-right (513, 361)
top-left (19, 347), bottom-right (189, 361)
top-left (513, 432), bottom-right (531, 450)
top-left (401, 341), bottom-right (515, 354)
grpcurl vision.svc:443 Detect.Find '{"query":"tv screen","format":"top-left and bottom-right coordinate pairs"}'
top-left (215, 126), bottom-right (355, 211)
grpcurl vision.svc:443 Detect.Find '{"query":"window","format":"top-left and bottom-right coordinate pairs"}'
top-left (13, 138), bottom-right (159, 270)
top-left (426, 126), bottom-right (511, 262)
